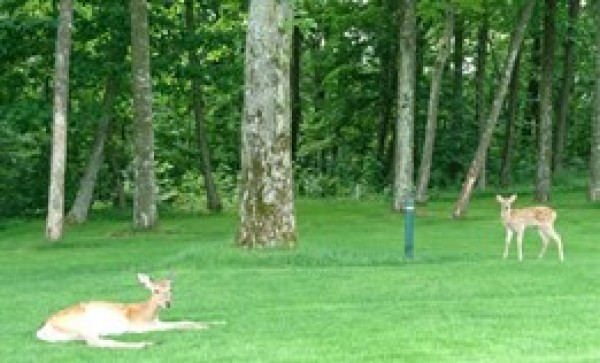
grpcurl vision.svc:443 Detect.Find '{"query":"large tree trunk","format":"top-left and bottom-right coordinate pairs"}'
top-left (184, 0), bottom-right (222, 213)
top-left (291, 25), bottom-right (302, 162)
top-left (46, 0), bottom-right (73, 241)
top-left (475, 10), bottom-right (489, 191)
top-left (452, 0), bottom-right (535, 218)
top-left (535, 0), bottom-right (556, 203)
top-left (590, 0), bottom-right (600, 201)
top-left (67, 75), bottom-right (117, 223)
top-left (500, 50), bottom-right (522, 188)
top-left (237, 0), bottom-right (296, 248)
top-left (393, 0), bottom-right (416, 212)
top-left (130, 0), bottom-right (158, 229)
top-left (415, 5), bottom-right (454, 203)
top-left (553, 0), bottom-right (580, 174)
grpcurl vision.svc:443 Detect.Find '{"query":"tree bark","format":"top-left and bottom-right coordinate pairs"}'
top-left (527, 34), bottom-right (541, 145)
top-left (393, 0), bottom-right (416, 212)
top-left (67, 75), bottom-right (117, 223)
top-left (452, 0), bottom-right (535, 218)
top-left (238, 0), bottom-right (296, 247)
top-left (415, 5), bottom-right (454, 203)
top-left (130, 0), bottom-right (158, 229)
top-left (452, 13), bottom-right (464, 130)
top-left (184, 0), bottom-right (222, 213)
top-left (553, 0), bottom-right (580, 174)
top-left (475, 9), bottom-right (489, 190)
top-left (46, 0), bottom-right (73, 241)
top-left (291, 25), bottom-right (302, 163)
top-left (500, 50), bottom-right (522, 188)
top-left (535, 0), bottom-right (556, 203)
top-left (590, 0), bottom-right (600, 201)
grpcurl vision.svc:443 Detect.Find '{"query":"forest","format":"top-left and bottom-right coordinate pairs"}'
top-left (2, 0), bottom-right (599, 232)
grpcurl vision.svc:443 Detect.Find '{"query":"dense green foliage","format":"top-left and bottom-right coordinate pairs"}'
top-left (1, 194), bottom-right (599, 361)
top-left (0, 0), bottom-right (598, 217)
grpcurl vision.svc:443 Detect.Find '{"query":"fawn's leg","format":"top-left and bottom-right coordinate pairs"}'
top-left (516, 227), bottom-right (524, 261)
top-left (544, 225), bottom-right (564, 262)
top-left (503, 228), bottom-right (514, 259)
top-left (84, 335), bottom-right (153, 349)
top-left (537, 228), bottom-right (549, 258)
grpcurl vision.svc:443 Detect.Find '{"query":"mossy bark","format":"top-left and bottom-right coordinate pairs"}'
top-left (238, 0), bottom-right (296, 248)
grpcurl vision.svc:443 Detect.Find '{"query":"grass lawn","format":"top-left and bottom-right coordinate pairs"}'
top-left (1, 192), bottom-right (599, 362)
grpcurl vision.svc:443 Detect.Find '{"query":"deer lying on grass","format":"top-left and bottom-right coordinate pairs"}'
top-left (36, 273), bottom-right (219, 349)
top-left (496, 195), bottom-right (564, 262)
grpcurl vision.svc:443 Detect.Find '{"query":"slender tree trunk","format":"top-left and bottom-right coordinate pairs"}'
top-left (590, 0), bottom-right (600, 201)
top-left (377, 39), bottom-right (396, 169)
top-left (67, 75), bottom-right (117, 223)
top-left (46, 0), bottom-right (73, 241)
top-left (130, 0), bottom-right (158, 229)
top-left (415, 5), bottom-right (454, 203)
top-left (184, 0), bottom-right (222, 213)
top-left (475, 10), bottom-right (489, 190)
top-left (452, 0), bottom-right (535, 218)
top-left (553, 0), bottom-right (580, 173)
top-left (108, 145), bottom-right (127, 209)
top-left (535, 0), bottom-right (556, 203)
top-left (527, 35), bottom-right (541, 152)
top-left (393, 0), bottom-right (416, 212)
top-left (238, 0), bottom-right (296, 247)
top-left (291, 25), bottom-right (302, 162)
top-left (452, 13), bottom-right (464, 129)
top-left (500, 50), bottom-right (522, 188)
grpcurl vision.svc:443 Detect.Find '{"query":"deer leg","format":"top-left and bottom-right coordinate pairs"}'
top-left (545, 225), bottom-right (564, 262)
top-left (537, 228), bottom-right (549, 259)
top-left (84, 336), bottom-right (153, 349)
top-left (152, 321), bottom-right (210, 331)
top-left (503, 228), bottom-right (513, 259)
top-left (516, 227), bottom-right (524, 261)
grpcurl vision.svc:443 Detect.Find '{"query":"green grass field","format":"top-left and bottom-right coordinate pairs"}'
top-left (1, 192), bottom-right (599, 362)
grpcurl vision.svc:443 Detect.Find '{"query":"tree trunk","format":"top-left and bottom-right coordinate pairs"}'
top-left (291, 25), bottom-right (302, 163)
top-left (500, 50), bottom-right (522, 188)
top-left (553, 0), bottom-right (580, 174)
top-left (377, 36), bottom-right (396, 169)
top-left (452, 0), bottom-right (535, 218)
top-left (238, 0), bottom-right (296, 248)
top-left (46, 0), bottom-right (73, 241)
top-left (452, 13), bottom-right (464, 130)
top-left (535, 0), bottom-right (556, 203)
top-left (527, 34), bottom-right (541, 153)
top-left (415, 5), bottom-right (454, 203)
top-left (130, 0), bottom-right (158, 229)
top-left (590, 0), bottom-right (600, 201)
top-left (108, 145), bottom-right (127, 210)
top-left (393, 0), bottom-right (416, 212)
top-left (184, 0), bottom-right (222, 213)
top-left (475, 10), bottom-right (489, 191)
top-left (67, 74), bottom-right (117, 223)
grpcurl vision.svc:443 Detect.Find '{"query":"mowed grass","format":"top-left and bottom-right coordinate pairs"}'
top-left (1, 192), bottom-right (600, 362)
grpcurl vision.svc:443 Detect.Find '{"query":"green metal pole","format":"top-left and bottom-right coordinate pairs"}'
top-left (404, 195), bottom-right (414, 259)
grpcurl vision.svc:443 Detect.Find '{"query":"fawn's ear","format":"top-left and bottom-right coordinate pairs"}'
top-left (496, 195), bottom-right (505, 203)
top-left (137, 273), bottom-right (154, 289)
top-left (509, 194), bottom-right (517, 203)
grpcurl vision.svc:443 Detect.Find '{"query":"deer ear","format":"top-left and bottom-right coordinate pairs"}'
top-left (137, 273), bottom-right (153, 288)
top-left (509, 194), bottom-right (517, 203)
top-left (496, 195), bottom-right (503, 203)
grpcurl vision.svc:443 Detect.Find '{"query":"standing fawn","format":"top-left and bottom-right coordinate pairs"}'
top-left (496, 195), bottom-right (564, 262)
top-left (36, 273), bottom-right (219, 349)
